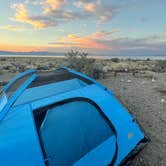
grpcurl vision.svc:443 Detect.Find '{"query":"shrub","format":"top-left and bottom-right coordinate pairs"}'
top-left (155, 60), bottom-right (166, 72)
top-left (146, 58), bottom-right (151, 61)
top-left (111, 58), bottom-right (120, 63)
top-left (65, 50), bottom-right (105, 79)
top-left (0, 58), bottom-right (6, 61)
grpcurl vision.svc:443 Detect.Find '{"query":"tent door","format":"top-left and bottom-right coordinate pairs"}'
top-left (34, 99), bottom-right (117, 166)
top-left (74, 135), bottom-right (117, 166)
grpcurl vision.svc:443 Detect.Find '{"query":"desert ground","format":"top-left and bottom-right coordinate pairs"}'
top-left (0, 57), bottom-right (166, 166)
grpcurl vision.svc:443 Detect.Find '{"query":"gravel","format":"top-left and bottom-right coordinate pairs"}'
top-left (100, 72), bottom-right (166, 166)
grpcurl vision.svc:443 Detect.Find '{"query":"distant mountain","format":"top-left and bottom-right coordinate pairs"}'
top-left (0, 50), bottom-right (65, 56)
top-left (0, 50), bottom-right (165, 59)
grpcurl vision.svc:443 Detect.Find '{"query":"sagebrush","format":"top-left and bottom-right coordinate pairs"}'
top-left (65, 50), bottom-right (105, 79)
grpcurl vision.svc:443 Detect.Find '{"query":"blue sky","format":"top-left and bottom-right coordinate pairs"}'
top-left (0, 0), bottom-right (166, 55)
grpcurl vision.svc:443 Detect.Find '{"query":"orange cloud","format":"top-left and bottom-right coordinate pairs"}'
top-left (92, 29), bottom-right (120, 39)
top-left (12, 3), bottom-right (46, 29)
top-left (44, 0), bottom-right (66, 13)
top-left (49, 29), bottom-right (120, 49)
top-left (49, 33), bottom-right (111, 49)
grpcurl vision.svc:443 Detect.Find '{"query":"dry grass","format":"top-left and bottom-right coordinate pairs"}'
top-left (142, 71), bottom-right (155, 79)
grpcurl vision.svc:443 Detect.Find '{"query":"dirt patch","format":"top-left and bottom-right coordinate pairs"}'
top-left (100, 72), bottom-right (166, 166)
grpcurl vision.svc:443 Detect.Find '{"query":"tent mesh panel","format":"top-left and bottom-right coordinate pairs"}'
top-left (28, 69), bottom-right (93, 88)
top-left (6, 74), bottom-right (32, 98)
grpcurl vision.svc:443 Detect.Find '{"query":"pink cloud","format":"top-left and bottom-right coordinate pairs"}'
top-left (92, 29), bottom-right (120, 39)
top-left (74, 1), bottom-right (100, 12)
top-left (50, 34), bottom-right (108, 49)
top-left (48, 30), bottom-right (120, 49)
top-left (43, 0), bottom-right (67, 13)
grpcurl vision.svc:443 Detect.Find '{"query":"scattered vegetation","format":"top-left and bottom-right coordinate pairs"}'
top-left (146, 58), bottom-right (151, 61)
top-left (141, 71), bottom-right (155, 79)
top-left (154, 60), bottom-right (166, 72)
top-left (111, 58), bottom-right (120, 63)
top-left (65, 50), bottom-right (105, 79)
top-left (0, 57), bottom-right (7, 61)
top-left (0, 81), bottom-right (8, 86)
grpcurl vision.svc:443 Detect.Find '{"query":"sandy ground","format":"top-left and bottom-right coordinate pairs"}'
top-left (0, 57), bottom-right (166, 165)
top-left (100, 72), bottom-right (166, 166)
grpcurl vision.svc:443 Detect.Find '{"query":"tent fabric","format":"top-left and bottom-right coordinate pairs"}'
top-left (0, 67), bottom-right (146, 166)
top-left (74, 135), bottom-right (116, 166)
top-left (40, 101), bottom-right (114, 166)
top-left (14, 78), bottom-right (87, 106)
top-left (0, 105), bottom-right (45, 166)
top-left (0, 93), bottom-right (7, 112)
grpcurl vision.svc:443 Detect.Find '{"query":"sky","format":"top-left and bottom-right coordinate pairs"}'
top-left (0, 0), bottom-right (166, 56)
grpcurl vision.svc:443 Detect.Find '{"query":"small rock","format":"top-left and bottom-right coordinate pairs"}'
top-left (124, 68), bottom-right (128, 72)
top-left (152, 78), bottom-right (156, 82)
top-left (103, 66), bottom-right (109, 73)
top-left (161, 98), bottom-right (165, 103)
top-left (139, 157), bottom-right (143, 162)
top-left (127, 79), bottom-right (131, 83)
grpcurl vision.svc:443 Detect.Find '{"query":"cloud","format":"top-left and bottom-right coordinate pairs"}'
top-left (43, 0), bottom-right (67, 13)
top-left (92, 29), bottom-right (120, 39)
top-left (74, 0), bottom-right (99, 12)
top-left (74, 0), bottom-right (117, 23)
top-left (0, 25), bottom-right (27, 31)
top-left (48, 30), bottom-right (120, 49)
top-left (97, 5), bottom-right (117, 23)
top-left (49, 34), bottom-right (108, 49)
top-left (11, 3), bottom-right (47, 29)
top-left (48, 32), bottom-right (166, 55)
top-left (10, 0), bottom-right (118, 29)
top-left (11, 2), bottom-right (92, 29)
top-left (96, 36), bottom-right (166, 55)
top-left (1, 33), bottom-right (166, 55)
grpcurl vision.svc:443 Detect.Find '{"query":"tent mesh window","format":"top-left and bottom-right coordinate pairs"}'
top-left (28, 69), bottom-right (93, 88)
top-left (5, 73), bottom-right (33, 98)
top-left (34, 100), bottom-right (114, 166)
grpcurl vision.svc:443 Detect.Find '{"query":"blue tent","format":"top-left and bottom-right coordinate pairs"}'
top-left (0, 67), bottom-right (147, 166)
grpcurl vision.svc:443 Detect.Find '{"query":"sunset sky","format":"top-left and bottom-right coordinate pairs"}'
top-left (0, 0), bottom-right (166, 55)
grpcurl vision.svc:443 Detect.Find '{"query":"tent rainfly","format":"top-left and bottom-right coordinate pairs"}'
top-left (0, 67), bottom-right (147, 166)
